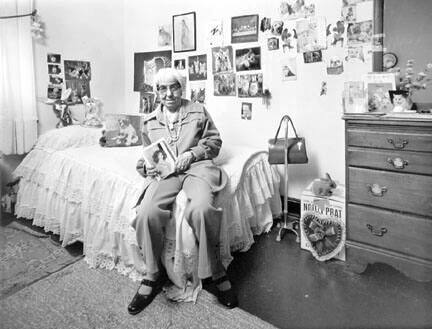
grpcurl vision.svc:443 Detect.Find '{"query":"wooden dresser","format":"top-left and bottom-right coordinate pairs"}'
top-left (344, 115), bottom-right (432, 282)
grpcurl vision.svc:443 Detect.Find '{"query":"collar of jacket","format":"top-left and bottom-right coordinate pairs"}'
top-left (154, 99), bottom-right (203, 125)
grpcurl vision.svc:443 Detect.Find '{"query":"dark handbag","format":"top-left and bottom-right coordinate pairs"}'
top-left (268, 115), bottom-right (308, 164)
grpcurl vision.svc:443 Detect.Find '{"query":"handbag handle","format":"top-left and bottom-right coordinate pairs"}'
top-left (273, 115), bottom-right (299, 142)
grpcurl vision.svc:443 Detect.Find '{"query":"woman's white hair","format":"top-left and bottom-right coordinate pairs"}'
top-left (153, 68), bottom-right (185, 91)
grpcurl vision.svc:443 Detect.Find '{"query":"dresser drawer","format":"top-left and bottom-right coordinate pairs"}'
top-left (347, 128), bottom-right (432, 152)
top-left (348, 167), bottom-right (432, 217)
top-left (348, 147), bottom-right (432, 175)
top-left (347, 204), bottom-right (432, 261)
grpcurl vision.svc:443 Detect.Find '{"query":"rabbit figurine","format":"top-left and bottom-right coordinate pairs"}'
top-left (311, 173), bottom-right (337, 196)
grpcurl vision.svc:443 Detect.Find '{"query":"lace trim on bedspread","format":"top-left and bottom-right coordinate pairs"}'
top-left (14, 148), bottom-right (281, 279)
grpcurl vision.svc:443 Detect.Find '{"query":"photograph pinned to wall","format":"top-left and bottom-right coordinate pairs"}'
top-left (134, 50), bottom-right (172, 91)
top-left (208, 20), bottom-right (223, 46)
top-left (345, 45), bottom-right (365, 62)
top-left (47, 85), bottom-right (62, 100)
top-left (190, 81), bottom-right (206, 104)
top-left (303, 50), bottom-right (322, 63)
top-left (142, 138), bottom-right (177, 179)
top-left (267, 37), bottom-right (279, 50)
top-left (237, 73), bottom-right (263, 97)
top-left (296, 17), bottom-right (327, 53)
top-left (139, 91), bottom-right (156, 114)
top-left (173, 11), bottom-right (196, 53)
top-left (365, 72), bottom-right (396, 113)
top-left (326, 56), bottom-right (344, 75)
top-left (47, 53), bottom-right (61, 64)
top-left (64, 60), bottom-right (91, 80)
top-left (49, 75), bottom-right (63, 85)
top-left (260, 17), bottom-right (271, 32)
top-left (326, 21), bottom-right (345, 47)
top-left (281, 57), bottom-right (297, 81)
top-left (158, 24), bottom-right (172, 47)
top-left (241, 102), bottom-right (252, 120)
top-left (279, 0), bottom-right (315, 21)
top-left (281, 28), bottom-right (297, 52)
top-left (213, 73), bottom-right (236, 96)
top-left (235, 47), bottom-right (261, 71)
top-left (341, 5), bottom-right (356, 23)
top-left (174, 59), bottom-right (186, 70)
top-left (48, 64), bottom-right (61, 75)
top-left (347, 20), bottom-right (372, 46)
top-left (343, 81), bottom-right (366, 114)
top-left (212, 46), bottom-right (234, 74)
top-left (103, 114), bottom-right (143, 147)
top-left (271, 20), bottom-right (284, 36)
top-left (65, 79), bottom-right (90, 104)
top-left (231, 14), bottom-right (259, 43)
top-left (188, 54), bottom-right (207, 81)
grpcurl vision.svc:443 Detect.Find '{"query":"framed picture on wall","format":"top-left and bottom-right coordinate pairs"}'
top-left (231, 14), bottom-right (259, 43)
top-left (173, 12), bottom-right (196, 53)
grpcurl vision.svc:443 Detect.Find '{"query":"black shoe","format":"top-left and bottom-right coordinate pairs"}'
top-left (127, 277), bottom-right (164, 315)
top-left (213, 275), bottom-right (238, 309)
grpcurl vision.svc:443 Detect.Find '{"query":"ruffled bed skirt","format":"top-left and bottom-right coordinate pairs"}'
top-left (14, 145), bottom-right (281, 283)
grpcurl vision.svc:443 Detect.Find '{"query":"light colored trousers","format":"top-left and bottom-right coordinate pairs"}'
top-left (133, 174), bottom-right (225, 279)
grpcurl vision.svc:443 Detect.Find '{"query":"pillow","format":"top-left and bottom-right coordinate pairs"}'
top-left (35, 125), bottom-right (103, 151)
top-left (100, 114), bottom-right (144, 147)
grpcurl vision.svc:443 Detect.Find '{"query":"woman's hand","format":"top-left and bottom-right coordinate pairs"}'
top-left (175, 152), bottom-right (195, 173)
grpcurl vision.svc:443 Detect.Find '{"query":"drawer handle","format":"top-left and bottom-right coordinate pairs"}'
top-left (387, 138), bottom-right (408, 149)
top-left (367, 184), bottom-right (387, 197)
top-left (366, 224), bottom-right (388, 237)
top-left (387, 157), bottom-right (409, 169)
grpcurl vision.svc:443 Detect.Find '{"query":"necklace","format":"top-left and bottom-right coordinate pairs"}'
top-left (164, 108), bottom-right (182, 145)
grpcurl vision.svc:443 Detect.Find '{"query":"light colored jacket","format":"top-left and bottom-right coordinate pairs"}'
top-left (138, 99), bottom-right (227, 197)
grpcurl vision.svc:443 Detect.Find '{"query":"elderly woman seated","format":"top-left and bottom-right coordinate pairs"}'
top-left (128, 68), bottom-right (238, 315)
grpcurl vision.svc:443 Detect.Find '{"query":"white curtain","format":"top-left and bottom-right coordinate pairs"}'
top-left (0, 0), bottom-right (38, 155)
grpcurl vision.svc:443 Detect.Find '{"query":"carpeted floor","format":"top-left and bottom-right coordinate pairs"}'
top-left (0, 222), bottom-right (83, 299)
top-left (0, 260), bottom-right (277, 329)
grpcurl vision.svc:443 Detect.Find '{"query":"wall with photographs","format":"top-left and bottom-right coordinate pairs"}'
top-left (33, 0), bottom-right (125, 135)
top-left (123, 0), bottom-right (373, 198)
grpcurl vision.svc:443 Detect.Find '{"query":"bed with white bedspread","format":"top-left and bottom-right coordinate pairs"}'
top-left (13, 126), bottom-right (281, 284)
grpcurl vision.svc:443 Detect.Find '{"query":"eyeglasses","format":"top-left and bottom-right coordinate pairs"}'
top-left (157, 83), bottom-right (182, 94)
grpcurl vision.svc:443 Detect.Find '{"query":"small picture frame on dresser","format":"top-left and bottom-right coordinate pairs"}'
top-left (343, 81), bottom-right (367, 114)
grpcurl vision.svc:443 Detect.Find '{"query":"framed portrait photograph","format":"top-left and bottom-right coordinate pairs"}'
top-left (231, 14), bottom-right (259, 43)
top-left (241, 102), bottom-right (252, 120)
top-left (142, 138), bottom-right (177, 179)
top-left (173, 12), bottom-right (196, 53)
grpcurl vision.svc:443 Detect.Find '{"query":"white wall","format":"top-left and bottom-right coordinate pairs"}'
top-left (123, 0), bottom-right (372, 198)
top-left (34, 0), bottom-right (125, 135)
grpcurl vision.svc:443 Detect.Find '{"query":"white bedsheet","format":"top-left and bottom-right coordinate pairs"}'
top-left (14, 143), bottom-right (281, 281)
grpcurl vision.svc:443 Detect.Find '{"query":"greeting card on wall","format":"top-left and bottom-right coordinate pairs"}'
top-left (208, 20), bottom-right (223, 46)
top-left (326, 21), bottom-right (345, 47)
top-left (212, 46), bottom-right (234, 74)
top-left (188, 54), bottom-right (207, 81)
top-left (241, 102), bottom-right (252, 120)
top-left (173, 12), bottom-right (196, 53)
top-left (237, 73), bottom-right (263, 97)
top-left (279, 0), bottom-right (315, 20)
top-left (235, 47), bottom-right (261, 71)
top-left (296, 17), bottom-right (327, 53)
top-left (190, 81), bottom-right (206, 104)
top-left (47, 53), bottom-right (61, 64)
top-left (231, 14), bottom-right (259, 43)
top-left (214, 73), bottom-right (236, 96)
top-left (158, 24), bottom-right (172, 47)
top-left (103, 114), bottom-right (143, 147)
top-left (347, 20), bottom-right (373, 46)
top-left (365, 73), bottom-right (396, 113)
top-left (133, 51), bottom-right (172, 91)
top-left (64, 60), bottom-right (91, 80)
top-left (326, 56), bottom-right (344, 75)
top-left (281, 27), bottom-right (297, 53)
